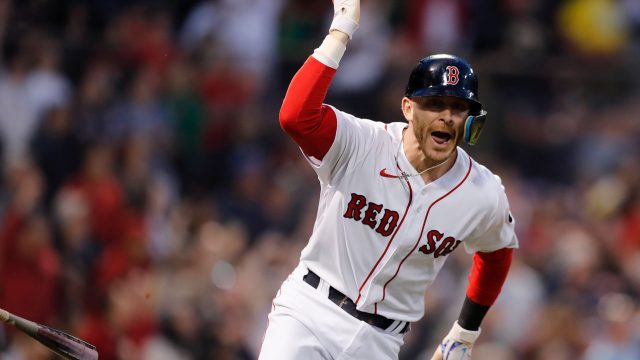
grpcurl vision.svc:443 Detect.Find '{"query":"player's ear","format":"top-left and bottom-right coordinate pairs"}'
top-left (401, 97), bottom-right (413, 122)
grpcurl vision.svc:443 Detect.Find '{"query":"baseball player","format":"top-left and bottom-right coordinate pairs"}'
top-left (259, 1), bottom-right (518, 359)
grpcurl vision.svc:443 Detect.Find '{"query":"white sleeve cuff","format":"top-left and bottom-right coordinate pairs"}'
top-left (312, 35), bottom-right (347, 69)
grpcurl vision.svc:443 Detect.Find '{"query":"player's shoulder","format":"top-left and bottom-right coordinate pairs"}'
top-left (328, 105), bottom-right (402, 137)
top-left (470, 159), bottom-right (505, 190)
top-left (329, 105), bottom-right (391, 126)
top-left (463, 150), bottom-right (509, 207)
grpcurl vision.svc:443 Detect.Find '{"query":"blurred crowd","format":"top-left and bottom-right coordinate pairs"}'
top-left (0, 0), bottom-right (638, 359)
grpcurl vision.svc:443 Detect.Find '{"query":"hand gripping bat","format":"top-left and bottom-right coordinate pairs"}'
top-left (0, 308), bottom-right (98, 360)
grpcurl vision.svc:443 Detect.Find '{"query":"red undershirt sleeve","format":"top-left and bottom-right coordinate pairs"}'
top-left (466, 247), bottom-right (513, 306)
top-left (279, 56), bottom-right (337, 161)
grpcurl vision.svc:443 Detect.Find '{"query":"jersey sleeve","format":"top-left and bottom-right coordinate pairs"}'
top-left (304, 107), bottom-right (381, 184)
top-left (280, 56), bottom-right (380, 184)
top-left (279, 35), bottom-right (381, 184)
top-left (463, 175), bottom-right (518, 253)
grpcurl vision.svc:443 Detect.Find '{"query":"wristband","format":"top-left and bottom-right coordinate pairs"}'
top-left (330, 15), bottom-right (358, 39)
top-left (312, 35), bottom-right (347, 69)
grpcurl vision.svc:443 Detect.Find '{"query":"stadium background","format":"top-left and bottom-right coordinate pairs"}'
top-left (0, 0), bottom-right (638, 359)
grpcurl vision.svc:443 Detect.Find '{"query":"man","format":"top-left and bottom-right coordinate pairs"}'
top-left (259, 1), bottom-right (518, 359)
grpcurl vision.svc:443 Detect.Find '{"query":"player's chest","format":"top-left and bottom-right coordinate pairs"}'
top-left (337, 163), bottom-right (479, 255)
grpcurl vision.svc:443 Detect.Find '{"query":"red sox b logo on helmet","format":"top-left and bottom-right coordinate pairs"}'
top-left (446, 66), bottom-right (459, 85)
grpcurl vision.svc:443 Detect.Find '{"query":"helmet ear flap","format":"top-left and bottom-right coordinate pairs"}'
top-left (463, 110), bottom-right (487, 145)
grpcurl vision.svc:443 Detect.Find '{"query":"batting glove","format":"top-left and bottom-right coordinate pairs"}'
top-left (430, 321), bottom-right (480, 360)
top-left (330, 0), bottom-right (360, 39)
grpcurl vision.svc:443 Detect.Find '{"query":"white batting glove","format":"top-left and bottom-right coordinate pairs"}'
top-left (330, 0), bottom-right (360, 38)
top-left (430, 321), bottom-right (480, 360)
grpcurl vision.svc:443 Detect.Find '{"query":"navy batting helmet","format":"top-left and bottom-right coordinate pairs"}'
top-left (405, 54), bottom-right (487, 145)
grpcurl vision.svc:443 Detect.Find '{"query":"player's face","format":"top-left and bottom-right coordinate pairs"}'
top-left (403, 96), bottom-right (471, 163)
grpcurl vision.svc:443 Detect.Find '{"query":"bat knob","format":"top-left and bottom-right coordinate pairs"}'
top-left (0, 309), bottom-right (10, 322)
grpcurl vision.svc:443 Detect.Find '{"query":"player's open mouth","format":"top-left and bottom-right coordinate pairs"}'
top-left (431, 131), bottom-right (452, 145)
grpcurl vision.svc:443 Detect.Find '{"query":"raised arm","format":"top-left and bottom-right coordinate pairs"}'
top-left (278, 1), bottom-right (358, 160)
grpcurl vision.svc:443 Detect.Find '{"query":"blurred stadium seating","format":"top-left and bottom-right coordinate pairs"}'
top-left (0, 0), bottom-right (638, 359)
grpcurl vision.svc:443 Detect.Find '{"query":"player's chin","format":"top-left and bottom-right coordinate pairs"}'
top-left (423, 147), bottom-right (454, 163)
top-left (426, 138), bottom-right (456, 158)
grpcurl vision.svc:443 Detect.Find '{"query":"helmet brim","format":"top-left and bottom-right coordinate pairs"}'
top-left (407, 86), bottom-right (483, 115)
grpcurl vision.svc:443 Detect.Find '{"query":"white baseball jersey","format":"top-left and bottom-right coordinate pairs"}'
top-left (298, 107), bottom-right (518, 322)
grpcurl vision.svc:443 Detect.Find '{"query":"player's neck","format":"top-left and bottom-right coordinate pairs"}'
top-left (402, 128), bottom-right (457, 183)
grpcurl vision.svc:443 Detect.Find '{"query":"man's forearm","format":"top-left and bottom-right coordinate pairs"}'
top-left (329, 29), bottom-right (349, 45)
top-left (466, 248), bottom-right (513, 307)
top-left (458, 247), bottom-right (513, 330)
top-left (457, 296), bottom-right (490, 331)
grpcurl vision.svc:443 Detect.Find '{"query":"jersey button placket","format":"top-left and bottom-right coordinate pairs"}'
top-left (416, 187), bottom-right (428, 212)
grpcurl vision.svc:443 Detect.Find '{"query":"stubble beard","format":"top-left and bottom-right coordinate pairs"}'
top-left (415, 125), bottom-right (457, 166)
top-left (421, 144), bottom-right (455, 166)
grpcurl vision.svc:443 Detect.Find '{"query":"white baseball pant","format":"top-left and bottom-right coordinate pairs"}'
top-left (259, 265), bottom-right (405, 360)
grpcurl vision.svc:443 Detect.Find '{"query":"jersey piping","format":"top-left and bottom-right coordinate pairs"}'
top-left (378, 153), bottom-right (473, 307)
top-left (355, 163), bottom-right (413, 306)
